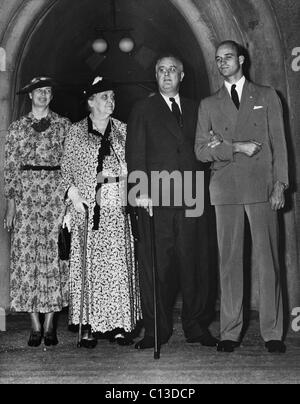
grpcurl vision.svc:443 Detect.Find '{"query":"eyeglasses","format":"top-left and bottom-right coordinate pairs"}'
top-left (157, 66), bottom-right (179, 75)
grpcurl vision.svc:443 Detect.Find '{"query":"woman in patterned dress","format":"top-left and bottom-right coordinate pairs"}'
top-left (61, 77), bottom-right (141, 349)
top-left (4, 77), bottom-right (71, 347)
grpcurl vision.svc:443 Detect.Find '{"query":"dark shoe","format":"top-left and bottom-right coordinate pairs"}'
top-left (265, 340), bottom-right (286, 353)
top-left (116, 336), bottom-right (134, 346)
top-left (44, 331), bottom-right (58, 347)
top-left (81, 338), bottom-right (98, 349)
top-left (135, 336), bottom-right (155, 350)
top-left (217, 340), bottom-right (240, 353)
top-left (28, 331), bottom-right (43, 347)
top-left (79, 325), bottom-right (97, 349)
top-left (110, 333), bottom-right (134, 346)
top-left (135, 336), bottom-right (168, 350)
top-left (187, 329), bottom-right (219, 347)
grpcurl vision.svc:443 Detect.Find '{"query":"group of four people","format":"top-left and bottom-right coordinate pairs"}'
top-left (4, 40), bottom-right (288, 354)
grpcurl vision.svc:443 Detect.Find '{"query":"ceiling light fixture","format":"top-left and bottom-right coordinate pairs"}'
top-left (92, 0), bottom-right (135, 54)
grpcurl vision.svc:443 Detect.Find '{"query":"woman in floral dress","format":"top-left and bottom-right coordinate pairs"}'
top-left (61, 77), bottom-right (141, 348)
top-left (4, 77), bottom-right (71, 347)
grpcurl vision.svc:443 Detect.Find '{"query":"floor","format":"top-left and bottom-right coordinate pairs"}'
top-left (0, 310), bottom-right (300, 384)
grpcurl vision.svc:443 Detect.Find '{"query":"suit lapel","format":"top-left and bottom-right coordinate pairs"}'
top-left (181, 98), bottom-right (191, 131)
top-left (217, 81), bottom-right (257, 137)
top-left (218, 86), bottom-right (239, 127)
top-left (153, 94), bottom-right (183, 142)
top-left (235, 81), bottom-right (256, 136)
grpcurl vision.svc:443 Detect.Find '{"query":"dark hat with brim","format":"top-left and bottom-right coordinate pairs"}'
top-left (83, 77), bottom-right (115, 99)
top-left (17, 77), bottom-right (57, 94)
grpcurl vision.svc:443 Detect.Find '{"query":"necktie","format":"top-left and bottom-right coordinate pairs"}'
top-left (231, 84), bottom-right (240, 110)
top-left (169, 97), bottom-right (183, 128)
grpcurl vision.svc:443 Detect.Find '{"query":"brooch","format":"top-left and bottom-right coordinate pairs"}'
top-left (32, 118), bottom-right (51, 133)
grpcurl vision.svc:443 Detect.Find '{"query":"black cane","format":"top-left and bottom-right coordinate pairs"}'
top-left (149, 206), bottom-right (160, 360)
top-left (77, 204), bottom-right (89, 348)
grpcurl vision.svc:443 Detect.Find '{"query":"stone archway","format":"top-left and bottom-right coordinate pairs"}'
top-left (0, 0), bottom-right (289, 124)
top-left (0, 0), bottom-right (298, 317)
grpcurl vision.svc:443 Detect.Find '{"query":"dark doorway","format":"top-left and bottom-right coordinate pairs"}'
top-left (16, 0), bottom-right (210, 123)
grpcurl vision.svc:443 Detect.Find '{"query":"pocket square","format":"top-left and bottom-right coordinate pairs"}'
top-left (254, 106), bottom-right (264, 110)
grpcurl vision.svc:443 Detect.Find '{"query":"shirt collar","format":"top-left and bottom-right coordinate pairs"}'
top-left (224, 76), bottom-right (246, 101)
top-left (160, 93), bottom-right (182, 112)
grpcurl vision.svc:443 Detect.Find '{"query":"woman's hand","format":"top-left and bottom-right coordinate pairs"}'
top-left (4, 199), bottom-right (16, 232)
top-left (68, 186), bottom-right (88, 214)
top-left (62, 212), bottom-right (72, 232)
top-left (73, 200), bottom-right (88, 214)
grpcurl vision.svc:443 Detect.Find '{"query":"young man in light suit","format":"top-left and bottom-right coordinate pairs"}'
top-left (195, 41), bottom-right (289, 353)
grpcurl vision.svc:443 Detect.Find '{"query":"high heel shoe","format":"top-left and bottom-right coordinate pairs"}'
top-left (109, 330), bottom-right (134, 346)
top-left (80, 327), bottom-right (98, 349)
top-left (28, 331), bottom-right (43, 347)
top-left (115, 334), bottom-right (134, 346)
top-left (81, 338), bottom-right (98, 349)
top-left (44, 330), bottom-right (59, 346)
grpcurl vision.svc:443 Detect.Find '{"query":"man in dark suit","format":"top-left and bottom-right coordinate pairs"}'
top-left (126, 54), bottom-right (217, 349)
top-left (195, 41), bottom-right (289, 353)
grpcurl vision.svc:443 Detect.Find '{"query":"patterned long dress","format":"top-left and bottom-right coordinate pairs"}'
top-left (4, 111), bottom-right (71, 313)
top-left (61, 117), bottom-right (141, 333)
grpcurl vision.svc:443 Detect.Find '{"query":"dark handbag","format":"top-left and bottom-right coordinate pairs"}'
top-left (58, 225), bottom-right (71, 261)
top-left (58, 208), bottom-right (71, 260)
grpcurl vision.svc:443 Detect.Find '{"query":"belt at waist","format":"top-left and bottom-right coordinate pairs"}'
top-left (101, 176), bottom-right (120, 184)
top-left (21, 165), bottom-right (61, 171)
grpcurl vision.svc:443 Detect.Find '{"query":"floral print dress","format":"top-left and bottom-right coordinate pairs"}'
top-left (4, 111), bottom-right (71, 313)
top-left (61, 117), bottom-right (141, 333)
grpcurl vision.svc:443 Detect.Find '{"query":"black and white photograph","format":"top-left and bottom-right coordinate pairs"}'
top-left (0, 0), bottom-right (300, 386)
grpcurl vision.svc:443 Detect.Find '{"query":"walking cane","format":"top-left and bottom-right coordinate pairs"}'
top-left (149, 204), bottom-right (160, 360)
top-left (77, 204), bottom-right (89, 348)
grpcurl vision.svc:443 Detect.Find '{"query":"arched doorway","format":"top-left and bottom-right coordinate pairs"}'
top-left (0, 0), bottom-right (299, 313)
top-left (1, 0), bottom-right (290, 121)
top-left (14, 0), bottom-right (210, 123)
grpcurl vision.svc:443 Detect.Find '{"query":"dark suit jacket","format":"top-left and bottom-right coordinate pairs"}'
top-left (126, 93), bottom-right (200, 209)
top-left (194, 81), bottom-right (289, 205)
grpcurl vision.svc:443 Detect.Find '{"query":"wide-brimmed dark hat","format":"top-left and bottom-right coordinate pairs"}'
top-left (17, 77), bottom-right (56, 94)
top-left (83, 76), bottom-right (115, 99)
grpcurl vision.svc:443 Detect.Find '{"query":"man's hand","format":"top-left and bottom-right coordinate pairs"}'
top-left (233, 140), bottom-right (262, 157)
top-left (4, 199), bottom-right (16, 232)
top-left (136, 195), bottom-right (153, 216)
top-left (208, 131), bottom-right (223, 149)
top-left (269, 181), bottom-right (286, 211)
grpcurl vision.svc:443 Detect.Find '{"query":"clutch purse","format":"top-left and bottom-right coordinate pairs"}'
top-left (58, 207), bottom-right (71, 261)
top-left (58, 225), bottom-right (71, 261)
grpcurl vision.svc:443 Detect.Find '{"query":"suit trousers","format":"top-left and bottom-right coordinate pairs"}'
top-left (215, 202), bottom-right (283, 342)
top-left (137, 207), bottom-right (211, 342)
